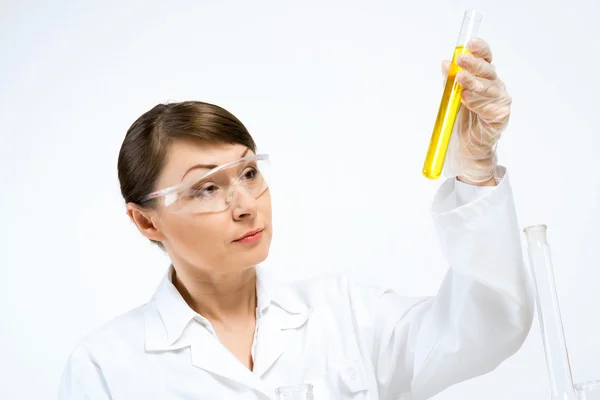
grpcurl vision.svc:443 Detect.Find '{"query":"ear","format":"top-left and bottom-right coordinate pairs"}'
top-left (126, 203), bottom-right (166, 243)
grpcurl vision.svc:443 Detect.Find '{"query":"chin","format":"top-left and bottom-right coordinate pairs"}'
top-left (239, 239), bottom-right (271, 269)
top-left (249, 242), bottom-right (270, 266)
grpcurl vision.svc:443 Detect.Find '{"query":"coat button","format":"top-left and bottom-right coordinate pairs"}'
top-left (347, 367), bottom-right (357, 380)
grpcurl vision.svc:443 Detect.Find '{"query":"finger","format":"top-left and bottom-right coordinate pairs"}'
top-left (466, 37), bottom-right (493, 63)
top-left (457, 53), bottom-right (497, 80)
top-left (441, 60), bottom-right (450, 76)
top-left (457, 70), bottom-right (503, 98)
top-left (461, 90), bottom-right (511, 129)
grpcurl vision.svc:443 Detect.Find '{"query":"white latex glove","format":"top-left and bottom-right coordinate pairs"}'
top-left (442, 38), bottom-right (512, 184)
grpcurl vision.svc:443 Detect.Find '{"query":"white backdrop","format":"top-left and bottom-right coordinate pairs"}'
top-left (1, 0), bottom-right (599, 398)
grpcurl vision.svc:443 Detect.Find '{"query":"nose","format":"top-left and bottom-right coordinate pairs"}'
top-left (229, 180), bottom-right (257, 221)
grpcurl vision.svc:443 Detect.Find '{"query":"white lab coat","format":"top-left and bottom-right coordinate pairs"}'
top-left (58, 167), bottom-right (533, 399)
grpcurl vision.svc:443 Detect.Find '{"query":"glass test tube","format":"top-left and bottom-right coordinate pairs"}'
top-left (422, 10), bottom-right (483, 180)
top-left (524, 225), bottom-right (579, 400)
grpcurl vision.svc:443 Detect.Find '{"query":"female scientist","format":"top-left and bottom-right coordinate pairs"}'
top-left (59, 38), bottom-right (533, 399)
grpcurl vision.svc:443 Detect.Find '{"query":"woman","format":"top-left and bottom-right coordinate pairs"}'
top-left (59, 38), bottom-right (533, 399)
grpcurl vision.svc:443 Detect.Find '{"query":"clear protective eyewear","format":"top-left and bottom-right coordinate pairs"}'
top-left (141, 154), bottom-right (271, 214)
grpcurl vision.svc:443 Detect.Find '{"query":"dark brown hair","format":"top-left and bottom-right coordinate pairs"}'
top-left (117, 101), bottom-right (256, 247)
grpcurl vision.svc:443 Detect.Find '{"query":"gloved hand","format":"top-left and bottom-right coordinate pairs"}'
top-left (441, 38), bottom-right (512, 184)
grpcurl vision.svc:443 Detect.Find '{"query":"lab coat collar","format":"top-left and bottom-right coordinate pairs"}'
top-left (256, 266), bottom-right (309, 319)
top-left (143, 266), bottom-right (309, 396)
top-left (153, 266), bottom-right (197, 347)
top-left (145, 265), bottom-right (309, 352)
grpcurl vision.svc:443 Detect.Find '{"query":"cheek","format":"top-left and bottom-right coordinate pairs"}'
top-left (159, 213), bottom-right (227, 252)
top-left (259, 190), bottom-right (273, 224)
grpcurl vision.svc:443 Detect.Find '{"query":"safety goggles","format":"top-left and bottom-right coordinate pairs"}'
top-left (140, 154), bottom-right (271, 214)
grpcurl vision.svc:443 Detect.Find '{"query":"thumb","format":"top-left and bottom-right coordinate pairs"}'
top-left (441, 60), bottom-right (451, 87)
top-left (441, 60), bottom-right (451, 76)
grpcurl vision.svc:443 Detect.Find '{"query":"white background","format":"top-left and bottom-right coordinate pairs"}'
top-left (1, 0), bottom-right (599, 398)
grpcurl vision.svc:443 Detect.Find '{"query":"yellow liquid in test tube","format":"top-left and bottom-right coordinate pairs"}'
top-left (422, 10), bottom-right (483, 180)
top-left (422, 46), bottom-right (470, 180)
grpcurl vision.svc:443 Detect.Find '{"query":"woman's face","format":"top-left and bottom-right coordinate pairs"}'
top-left (134, 140), bottom-right (272, 275)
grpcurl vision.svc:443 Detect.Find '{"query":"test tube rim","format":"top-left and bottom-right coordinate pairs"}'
top-left (523, 224), bottom-right (548, 234)
top-left (464, 9), bottom-right (484, 22)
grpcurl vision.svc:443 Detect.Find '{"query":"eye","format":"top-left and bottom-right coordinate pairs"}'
top-left (241, 167), bottom-right (258, 181)
top-left (199, 185), bottom-right (217, 196)
top-left (188, 183), bottom-right (220, 199)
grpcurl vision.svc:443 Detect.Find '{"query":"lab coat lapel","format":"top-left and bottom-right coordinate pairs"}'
top-left (189, 325), bottom-right (273, 397)
top-left (253, 267), bottom-right (310, 377)
top-left (253, 304), bottom-right (309, 377)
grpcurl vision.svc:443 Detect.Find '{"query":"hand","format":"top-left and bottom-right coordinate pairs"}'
top-left (441, 38), bottom-right (512, 185)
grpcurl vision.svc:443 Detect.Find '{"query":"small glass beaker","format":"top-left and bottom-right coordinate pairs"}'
top-left (576, 381), bottom-right (600, 400)
top-left (275, 383), bottom-right (314, 400)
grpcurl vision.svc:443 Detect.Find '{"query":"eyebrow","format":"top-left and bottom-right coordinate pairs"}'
top-left (181, 148), bottom-right (251, 180)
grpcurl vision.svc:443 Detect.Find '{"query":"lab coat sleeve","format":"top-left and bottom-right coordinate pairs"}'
top-left (58, 344), bottom-right (112, 400)
top-left (366, 167), bottom-right (534, 400)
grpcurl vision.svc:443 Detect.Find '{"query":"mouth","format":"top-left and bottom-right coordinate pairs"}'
top-left (234, 228), bottom-right (264, 243)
